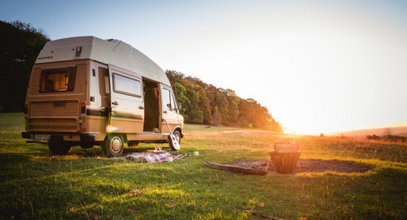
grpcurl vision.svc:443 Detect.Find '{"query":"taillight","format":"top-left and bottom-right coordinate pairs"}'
top-left (24, 104), bottom-right (28, 114)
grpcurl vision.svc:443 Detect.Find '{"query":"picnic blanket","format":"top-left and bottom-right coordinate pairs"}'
top-left (126, 151), bottom-right (189, 163)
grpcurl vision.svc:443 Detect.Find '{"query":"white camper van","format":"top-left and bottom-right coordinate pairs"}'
top-left (22, 36), bottom-right (184, 156)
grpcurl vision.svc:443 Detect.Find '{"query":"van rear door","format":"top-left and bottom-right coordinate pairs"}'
top-left (26, 62), bottom-right (86, 133)
top-left (108, 65), bottom-right (144, 133)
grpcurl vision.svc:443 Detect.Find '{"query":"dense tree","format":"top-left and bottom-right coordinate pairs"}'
top-left (166, 70), bottom-right (282, 132)
top-left (198, 88), bottom-right (212, 124)
top-left (0, 20), bottom-right (49, 112)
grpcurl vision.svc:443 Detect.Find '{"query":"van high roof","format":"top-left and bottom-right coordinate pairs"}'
top-left (36, 36), bottom-right (170, 86)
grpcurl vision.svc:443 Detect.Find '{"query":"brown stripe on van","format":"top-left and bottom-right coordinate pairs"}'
top-left (86, 109), bottom-right (108, 117)
top-left (111, 112), bottom-right (143, 120)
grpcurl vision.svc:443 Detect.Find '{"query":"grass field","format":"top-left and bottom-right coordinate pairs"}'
top-left (0, 113), bottom-right (406, 219)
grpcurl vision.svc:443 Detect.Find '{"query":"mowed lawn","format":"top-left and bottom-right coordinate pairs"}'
top-left (0, 113), bottom-right (406, 219)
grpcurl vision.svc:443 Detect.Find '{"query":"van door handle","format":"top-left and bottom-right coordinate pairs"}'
top-left (112, 101), bottom-right (119, 106)
top-left (163, 110), bottom-right (167, 114)
top-left (138, 106), bottom-right (144, 110)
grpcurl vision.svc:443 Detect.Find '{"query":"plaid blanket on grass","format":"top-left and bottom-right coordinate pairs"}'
top-left (126, 151), bottom-right (189, 163)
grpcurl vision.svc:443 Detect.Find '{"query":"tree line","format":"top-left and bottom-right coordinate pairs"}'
top-left (0, 20), bottom-right (49, 112)
top-left (167, 71), bottom-right (282, 131)
top-left (0, 20), bottom-right (282, 131)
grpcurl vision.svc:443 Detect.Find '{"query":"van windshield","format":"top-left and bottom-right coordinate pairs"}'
top-left (39, 67), bottom-right (76, 93)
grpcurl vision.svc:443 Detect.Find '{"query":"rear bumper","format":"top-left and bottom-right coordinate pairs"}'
top-left (21, 131), bottom-right (96, 142)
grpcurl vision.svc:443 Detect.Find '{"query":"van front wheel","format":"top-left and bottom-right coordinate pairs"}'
top-left (48, 138), bottom-right (71, 155)
top-left (102, 134), bottom-right (124, 157)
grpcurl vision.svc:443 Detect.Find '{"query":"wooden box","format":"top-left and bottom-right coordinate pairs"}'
top-left (269, 143), bottom-right (300, 174)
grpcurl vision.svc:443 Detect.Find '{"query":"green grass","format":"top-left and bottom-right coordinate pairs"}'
top-left (0, 113), bottom-right (406, 219)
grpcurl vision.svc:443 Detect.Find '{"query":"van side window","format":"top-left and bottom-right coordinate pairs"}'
top-left (39, 67), bottom-right (76, 93)
top-left (98, 67), bottom-right (109, 95)
top-left (112, 73), bottom-right (141, 97)
top-left (162, 88), bottom-right (172, 111)
top-left (98, 67), bottom-right (110, 107)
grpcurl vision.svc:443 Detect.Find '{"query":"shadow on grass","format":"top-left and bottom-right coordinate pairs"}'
top-left (2, 143), bottom-right (171, 158)
top-left (0, 153), bottom-right (31, 165)
top-left (4, 165), bottom-right (407, 219)
top-left (0, 152), bottom-right (406, 219)
top-left (0, 158), bottom-right (185, 219)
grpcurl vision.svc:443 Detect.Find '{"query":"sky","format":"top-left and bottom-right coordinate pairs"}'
top-left (1, 0), bottom-right (407, 134)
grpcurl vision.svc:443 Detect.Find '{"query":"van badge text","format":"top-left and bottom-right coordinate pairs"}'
top-left (37, 56), bottom-right (53, 60)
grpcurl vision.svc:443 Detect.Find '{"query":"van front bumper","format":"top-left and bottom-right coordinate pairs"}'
top-left (21, 131), bottom-right (96, 142)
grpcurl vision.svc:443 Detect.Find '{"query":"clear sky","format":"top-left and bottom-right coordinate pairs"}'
top-left (1, 0), bottom-right (407, 134)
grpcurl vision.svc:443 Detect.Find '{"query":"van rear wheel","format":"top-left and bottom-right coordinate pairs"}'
top-left (48, 137), bottom-right (71, 155)
top-left (102, 134), bottom-right (124, 157)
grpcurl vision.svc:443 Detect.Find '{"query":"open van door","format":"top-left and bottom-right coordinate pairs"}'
top-left (107, 65), bottom-right (144, 134)
top-left (160, 85), bottom-right (182, 150)
top-left (160, 85), bottom-right (179, 132)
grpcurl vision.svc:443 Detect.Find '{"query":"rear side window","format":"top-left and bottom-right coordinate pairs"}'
top-left (39, 66), bottom-right (76, 93)
top-left (112, 73), bottom-right (141, 97)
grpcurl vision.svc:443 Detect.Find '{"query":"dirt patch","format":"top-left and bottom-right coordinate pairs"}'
top-left (230, 159), bottom-right (374, 174)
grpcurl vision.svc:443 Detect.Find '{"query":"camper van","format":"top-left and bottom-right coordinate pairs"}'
top-left (21, 36), bottom-right (184, 156)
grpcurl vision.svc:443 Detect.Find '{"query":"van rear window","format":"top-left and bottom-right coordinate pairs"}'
top-left (39, 67), bottom-right (76, 93)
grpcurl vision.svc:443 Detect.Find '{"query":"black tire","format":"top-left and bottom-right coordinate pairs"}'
top-left (169, 130), bottom-right (182, 151)
top-left (80, 143), bottom-right (94, 149)
top-left (102, 134), bottom-right (124, 157)
top-left (48, 137), bottom-right (71, 155)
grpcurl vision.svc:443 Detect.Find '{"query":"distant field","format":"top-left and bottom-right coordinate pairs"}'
top-left (184, 124), bottom-right (239, 131)
top-left (0, 113), bottom-right (406, 219)
top-left (330, 126), bottom-right (407, 137)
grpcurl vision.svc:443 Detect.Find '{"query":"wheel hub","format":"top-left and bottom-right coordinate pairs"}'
top-left (111, 137), bottom-right (122, 152)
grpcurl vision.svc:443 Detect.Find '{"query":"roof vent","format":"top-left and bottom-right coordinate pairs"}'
top-left (75, 46), bottom-right (82, 57)
top-left (106, 39), bottom-right (119, 43)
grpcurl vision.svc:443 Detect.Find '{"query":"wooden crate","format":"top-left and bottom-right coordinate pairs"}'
top-left (269, 143), bottom-right (300, 174)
